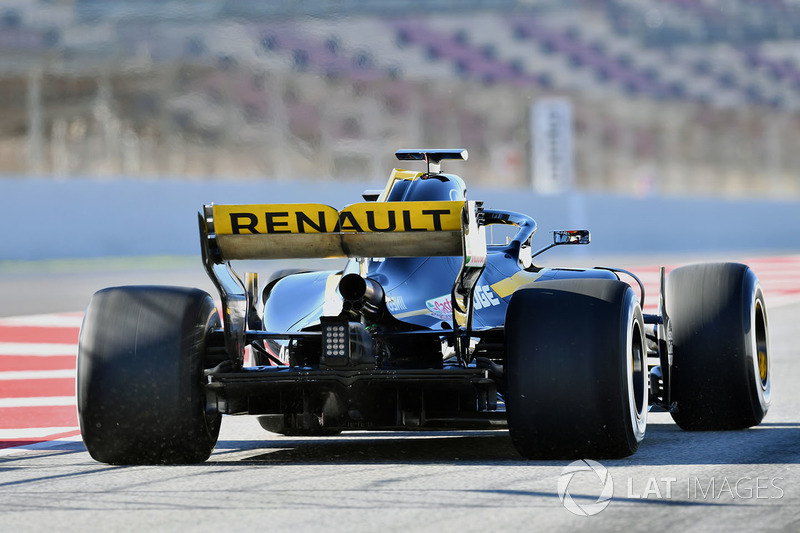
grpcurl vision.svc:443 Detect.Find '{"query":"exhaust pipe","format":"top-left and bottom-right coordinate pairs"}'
top-left (339, 273), bottom-right (386, 320)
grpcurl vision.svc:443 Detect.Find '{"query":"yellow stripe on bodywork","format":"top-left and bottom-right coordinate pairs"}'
top-left (394, 271), bottom-right (544, 320)
top-left (490, 270), bottom-right (543, 298)
top-left (376, 168), bottom-right (424, 202)
top-left (393, 308), bottom-right (434, 319)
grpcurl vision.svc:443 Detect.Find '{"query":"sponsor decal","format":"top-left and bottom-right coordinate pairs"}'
top-left (217, 204), bottom-right (338, 235)
top-left (463, 200), bottom-right (487, 268)
top-left (425, 285), bottom-right (501, 319)
top-left (386, 295), bottom-right (408, 312)
top-left (473, 284), bottom-right (500, 310)
top-left (213, 201), bottom-right (463, 236)
top-left (341, 202), bottom-right (461, 233)
top-left (426, 294), bottom-right (453, 321)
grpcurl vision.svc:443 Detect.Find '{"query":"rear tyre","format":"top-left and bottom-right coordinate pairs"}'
top-left (666, 263), bottom-right (770, 430)
top-left (505, 279), bottom-right (647, 459)
top-left (77, 286), bottom-right (222, 464)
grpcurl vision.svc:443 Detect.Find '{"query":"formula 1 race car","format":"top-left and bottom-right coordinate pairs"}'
top-left (77, 149), bottom-right (771, 464)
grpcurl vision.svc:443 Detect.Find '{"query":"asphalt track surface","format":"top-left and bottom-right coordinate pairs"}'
top-left (1, 255), bottom-right (799, 532)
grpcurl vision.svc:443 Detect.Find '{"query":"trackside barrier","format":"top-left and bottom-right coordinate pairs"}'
top-left (1, 177), bottom-right (800, 260)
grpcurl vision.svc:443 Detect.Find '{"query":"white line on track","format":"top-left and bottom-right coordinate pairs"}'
top-left (0, 314), bottom-right (84, 328)
top-left (0, 434), bottom-right (83, 456)
top-left (0, 427), bottom-right (78, 439)
top-left (0, 396), bottom-right (76, 407)
top-left (0, 369), bottom-right (76, 380)
top-left (0, 342), bottom-right (77, 356)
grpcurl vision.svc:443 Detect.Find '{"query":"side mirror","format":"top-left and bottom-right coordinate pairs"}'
top-left (530, 229), bottom-right (591, 261)
top-left (553, 229), bottom-right (591, 245)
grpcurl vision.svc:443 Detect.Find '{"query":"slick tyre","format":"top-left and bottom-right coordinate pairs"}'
top-left (666, 263), bottom-right (770, 430)
top-left (77, 286), bottom-right (222, 464)
top-left (505, 279), bottom-right (647, 459)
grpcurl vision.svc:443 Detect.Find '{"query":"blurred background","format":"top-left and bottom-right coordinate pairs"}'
top-left (2, 0), bottom-right (800, 261)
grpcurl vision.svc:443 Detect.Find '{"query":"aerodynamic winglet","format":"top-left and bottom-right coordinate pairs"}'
top-left (395, 149), bottom-right (468, 174)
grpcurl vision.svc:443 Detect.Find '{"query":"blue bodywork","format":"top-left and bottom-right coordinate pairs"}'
top-left (264, 247), bottom-right (617, 335)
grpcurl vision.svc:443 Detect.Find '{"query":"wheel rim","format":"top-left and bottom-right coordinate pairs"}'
top-left (631, 322), bottom-right (646, 417)
top-left (753, 295), bottom-right (770, 399)
top-left (756, 301), bottom-right (768, 388)
top-left (625, 298), bottom-right (647, 440)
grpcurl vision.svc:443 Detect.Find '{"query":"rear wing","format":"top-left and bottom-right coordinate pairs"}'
top-left (198, 199), bottom-right (487, 366)
top-left (204, 200), bottom-right (468, 260)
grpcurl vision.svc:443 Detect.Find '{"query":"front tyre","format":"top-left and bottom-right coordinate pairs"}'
top-left (505, 279), bottom-right (647, 459)
top-left (667, 263), bottom-right (770, 430)
top-left (77, 286), bottom-right (222, 464)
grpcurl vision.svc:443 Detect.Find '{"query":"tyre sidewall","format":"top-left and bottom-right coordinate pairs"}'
top-left (667, 263), bottom-right (770, 430)
top-left (77, 286), bottom-right (221, 464)
top-left (505, 279), bottom-right (647, 459)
